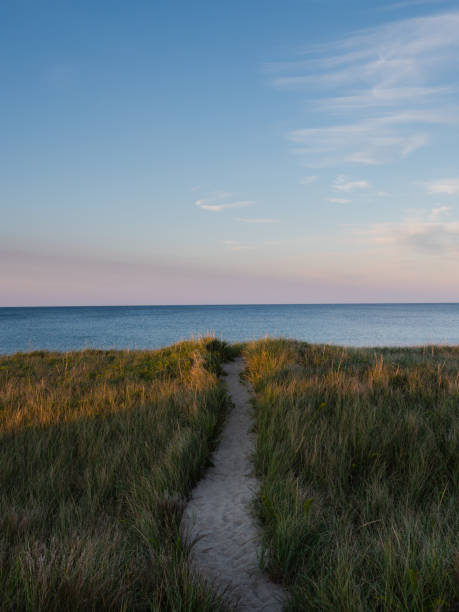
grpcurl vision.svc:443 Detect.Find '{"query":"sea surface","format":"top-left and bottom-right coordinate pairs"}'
top-left (1, 304), bottom-right (459, 354)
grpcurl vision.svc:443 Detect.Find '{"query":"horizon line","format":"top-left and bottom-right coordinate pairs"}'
top-left (2, 301), bottom-right (459, 308)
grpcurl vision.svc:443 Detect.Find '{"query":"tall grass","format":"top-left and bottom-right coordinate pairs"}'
top-left (245, 339), bottom-right (458, 611)
top-left (0, 338), bottom-right (235, 611)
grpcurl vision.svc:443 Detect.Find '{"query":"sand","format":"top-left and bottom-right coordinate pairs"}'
top-left (181, 358), bottom-right (285, 611)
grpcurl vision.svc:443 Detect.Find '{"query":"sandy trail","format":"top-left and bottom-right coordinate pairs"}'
top-left (182, 358), bottom-right (285, 611)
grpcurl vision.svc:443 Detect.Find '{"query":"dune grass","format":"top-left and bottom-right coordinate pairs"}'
top-left (245, 339), bottom-right (458, 611)
top-left (0, 338), bottom-right (236, 611)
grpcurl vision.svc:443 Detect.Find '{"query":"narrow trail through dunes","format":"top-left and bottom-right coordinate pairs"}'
top-left (182, 358), bottom-right (285, 611)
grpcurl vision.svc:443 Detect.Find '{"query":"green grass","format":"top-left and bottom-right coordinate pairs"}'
top-left (0, 338), bottom-right (237, 611)
top-left (2, 336), bottom-right (458, 611)
top-left (245, 339), bottom-right (459, 611)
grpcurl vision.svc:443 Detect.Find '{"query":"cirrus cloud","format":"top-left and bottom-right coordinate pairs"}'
top-left (426, 178), bottom-right (459, 195)
top-left (333, 177), bottom-right (371, 192)
top-left (329, 197), bottom-right (352, 204)
top-left (195, 191), bottom-right (254, 212)
top-left (270, 10), bottom-right (459, 168)
top-left (234, 217), bottom-right (277, 224)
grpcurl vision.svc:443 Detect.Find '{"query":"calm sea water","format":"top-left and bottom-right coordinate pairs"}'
top-left (1, 304), bottom-right (459, 354)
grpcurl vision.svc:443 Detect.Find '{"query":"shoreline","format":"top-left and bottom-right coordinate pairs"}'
top-left (2, 338), bottom-right (459, 357)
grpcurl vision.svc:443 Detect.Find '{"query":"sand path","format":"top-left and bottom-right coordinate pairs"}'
top-left (182, 358), bottom-right (285, 611)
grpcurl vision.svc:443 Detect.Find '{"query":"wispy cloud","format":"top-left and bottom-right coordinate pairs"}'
top-left (329, 197), bottom-right (352, 204)
top-left (272, 13), bottom-right (459, 91)
top-left (317, 87), bottom-right (453, 111)
top-left (430, 205), bottom-right (451, 219)
top-left (270, 11), bottom-right (459, 167)
top-left (368, 220), bottom-right (459, 254)
top-left (426, 178), bottom-right (459, 195)
top-left (288, 111), bottom-right (455, 167)
top-left (235, 217), bottom-right (277, 224)
top-left (358, 207), bottom-right (459, 256)
top-left (333, 177), bottom-right (371, 192)
top-left (195, 191), bottom-right (254, 212)
top-left (299, 175), bottom-right (319, 185)
top-left (196, 201), bottom-right (253, 212)
top-left (381, 0), bottom-right (450, 11)
top-left (223, 240), bottom-right (256, 251)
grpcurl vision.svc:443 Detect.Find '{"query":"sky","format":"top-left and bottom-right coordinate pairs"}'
top-left (1, 0), bottom-right (459, 305)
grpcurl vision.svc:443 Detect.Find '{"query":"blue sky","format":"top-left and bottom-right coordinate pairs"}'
top-left (2, 0), bottom-right (459, 305)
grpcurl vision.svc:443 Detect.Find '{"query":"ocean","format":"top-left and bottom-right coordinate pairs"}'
top-left (1, 304), bottom-right (459, 354)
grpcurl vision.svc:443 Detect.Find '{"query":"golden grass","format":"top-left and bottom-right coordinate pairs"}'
top-left (0, 339), bottom-right (234, 611)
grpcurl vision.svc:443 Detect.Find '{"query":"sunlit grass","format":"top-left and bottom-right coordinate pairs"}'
top-left (245, 339), bottom-right (459, 611)
top-left (2, 336), bottom-right (457, 610)
top-left (0, 338), bottom-right (236, 611)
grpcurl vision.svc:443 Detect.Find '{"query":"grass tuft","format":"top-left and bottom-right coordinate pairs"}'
top-left (245, 339), bottom-right (459, 611)
top-left (0, 337), bottom-right (235, 611)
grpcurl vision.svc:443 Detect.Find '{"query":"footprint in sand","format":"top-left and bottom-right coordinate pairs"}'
top-left (182, 358), bottom-right (285, 611)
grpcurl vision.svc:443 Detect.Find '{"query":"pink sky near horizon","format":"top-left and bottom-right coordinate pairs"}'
top-left (2, 247), bottom-right (459, 306)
